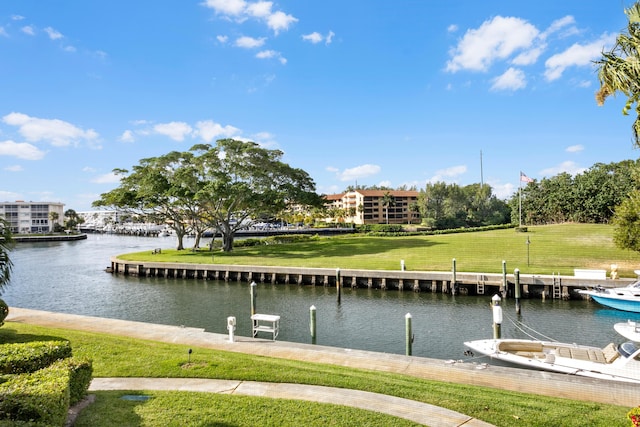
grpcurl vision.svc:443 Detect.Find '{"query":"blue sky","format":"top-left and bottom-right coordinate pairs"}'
top-left (0, 1), bottom-right (638, 211)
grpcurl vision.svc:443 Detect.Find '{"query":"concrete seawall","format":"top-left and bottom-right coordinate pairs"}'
top-left (110, 256), bottom-right (634, 300)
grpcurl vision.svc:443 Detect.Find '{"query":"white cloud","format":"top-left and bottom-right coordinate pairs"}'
top-left (119, 130), bottom-right (135, 143)
top-left (195, 120), bottom-right (240, 142)
top-left (336, 164), bottom-right (381, 182)
top-left (490, 181), bottom-right (515, 200)
top-left (203, 0), bottom-right (296, 34)
top-left (302, 31), bottom-right (335, 45)
top-left (21, 25), bottom-right (35, 36)
top-left (44, 27), bottom-right (63, 40)
top-left (428, 165), bottom-right (467, 183)
top-left (91, 172), bottom-right (121, 184)
top-left (4, 164), bottom-right (23, 172)
top-left (11, 15), bottom-right (25, 21)
top-left (153, 122), bottom-right (193, 141)
top-left (246, 1), bottom-right (272, 18)
top-left (447, 24), bottom-right (458, 33)
top-left (0, 27), bottom-right (7, 37)
top-left (302, 32), bottom-right (323, 44)
top-left (491, 67), bottom-right (527, 91)
top-left (446, 16), bottom-right (539, 72)
top-left (235, 36), bottom-right (266, 48)
top-left (566, 144), bottom-right (584, 153)
top-left (540, 160), bottom-right (587, 176)
top-left (0, 140), bottom-right (46, 160)
top-left (2, 112), bottom-right (98, 147)
top-left (541, 15), bottom-right (577, 40)
top-left (266, 11), bottom-right (297, 34)
top-left (202, 0), bottom-right (247, 16)
top-left (256, 50), bottom-right (286, 64)
top-left (544, 34), bottom-right (615, 81)
top-left (217, 35), bottom-right (229, 44)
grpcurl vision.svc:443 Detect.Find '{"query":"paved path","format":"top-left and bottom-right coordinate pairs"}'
top-left (7, 307), bottom-right (640, 424)
top-left (89, 377), bottom-right (490, 427)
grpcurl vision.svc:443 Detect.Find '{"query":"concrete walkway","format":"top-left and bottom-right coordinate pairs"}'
top-left (88, 377), bottom-right (488, 427)
top-left (7, 308), bottom-right (640, 424)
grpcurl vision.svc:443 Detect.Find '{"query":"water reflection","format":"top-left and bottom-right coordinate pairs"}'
top-left (3, 234), bottom-right (634, 360)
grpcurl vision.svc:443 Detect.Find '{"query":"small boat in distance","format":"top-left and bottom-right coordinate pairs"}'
top-left (464, 338), bottom-right (640, 383)
top-left (614, 320), bottom-right (640, 342)
top-left (579, 281), bottom-right (640, 313)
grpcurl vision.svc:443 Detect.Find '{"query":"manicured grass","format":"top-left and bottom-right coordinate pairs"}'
top-left (119, 223), bottom-right (640, 277)
top-left (0, 322), bottom-right (629, 427)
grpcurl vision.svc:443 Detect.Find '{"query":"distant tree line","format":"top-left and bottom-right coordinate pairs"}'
top-left (509, 160), bottom-right (639, 225)
top-left (417, 182), bottom-right (511, 229)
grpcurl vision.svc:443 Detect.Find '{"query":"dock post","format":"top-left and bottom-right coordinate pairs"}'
top-left (501, 260), bottom-right (507, 298)
top-left (310, 305), bottom-right (316, 344)
top-left (492, 294), bottom-right (503, 339)
top-left (336, 268), bottom-right (341, 304)
top-left (405, 313), bottom-right (413, 356)
top-left (451, 258), bottom-right (457, 286)
top-left (514, 269), bottom-right (521, 314)
top-left (250, 281), bottom-right (257, 315)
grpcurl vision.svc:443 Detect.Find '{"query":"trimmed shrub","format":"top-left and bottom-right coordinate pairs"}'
top-left (0, 363), bottom-right (70, 426)
top-left (52, 357), bottom-right (93, 405)
top-left (0, 341), bottom-right (72, 375)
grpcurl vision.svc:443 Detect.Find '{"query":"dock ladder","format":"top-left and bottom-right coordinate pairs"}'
top-left (476, 274), bottom-right (485, 295)
top-left (552, 273), bottom-right (562, 299)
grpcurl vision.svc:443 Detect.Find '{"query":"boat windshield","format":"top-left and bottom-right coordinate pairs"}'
top-left (618, 341), bottom-right (640, 359)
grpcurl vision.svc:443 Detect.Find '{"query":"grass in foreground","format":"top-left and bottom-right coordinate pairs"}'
top-left (0, 322), bottom-right (629, 427)
top-left (118, 224), bottom-right (640, 278)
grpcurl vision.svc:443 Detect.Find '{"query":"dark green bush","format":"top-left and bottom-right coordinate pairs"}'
top-left (0, 341), bottom-right (72, 375)
top-left (0, 363), bottom-right (70, 426)
top-left (53, 357), bottom-right (92, 405)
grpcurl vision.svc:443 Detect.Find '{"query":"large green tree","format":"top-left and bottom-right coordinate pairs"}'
top-left (94, 139), bottom-right (323, 252)
top-left (190, 140), bottom-right (323, 251)
top-left (595, 1), bottom-right (640, 148)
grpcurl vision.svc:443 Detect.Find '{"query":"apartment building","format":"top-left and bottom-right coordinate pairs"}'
top-left (0, 201), bottom-right (65, 234)
top-left (324, 190), bottom-right (420, 225)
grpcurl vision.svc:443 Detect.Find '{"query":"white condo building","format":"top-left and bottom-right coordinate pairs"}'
top-left (0, 201), bottom-right (65, 234)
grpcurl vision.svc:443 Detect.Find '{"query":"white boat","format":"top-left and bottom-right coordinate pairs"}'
top-left (464, 338), bottom-right (640, 383)
top-left (579, 281), bottom-right (640, 313)
top-left (614, 320), bottom-right (640, 342)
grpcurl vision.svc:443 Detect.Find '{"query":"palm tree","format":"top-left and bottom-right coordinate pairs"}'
top-left (595, 1), bottom-right (640, 148)
top-left (0, 218), bottom-right (14, 326)
top-left (381, 191), bottom-right (395, 224)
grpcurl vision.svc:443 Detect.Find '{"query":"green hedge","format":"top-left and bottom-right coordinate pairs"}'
top-left (0, 341), bottom-right (93, 425)
top-left (0, 363), bottom-right (70, 426)
top-left (0, 341), bottom-right (72, 375)
top-left (51, 357), bottom-right (92, 406)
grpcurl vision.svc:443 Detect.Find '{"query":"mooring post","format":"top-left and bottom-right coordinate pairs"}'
top-left (451, 258), bottom-right (457, 295)
top-left (501, 260), bottom-right (507, 298)
top-left (310, 305), bottom-right (317, 344)
top-left (401, 259), bottom-right (405, 271)
top-left (492, 294), bottom-right (502, 339)
top-left (405, 313), bottom-right (412, 356)
top-left (250, 281), bottom-right (257, 329)
top-left (514, 268), bottom-right (521, 314)
top-left (336, 268), bottom-right (341, 304)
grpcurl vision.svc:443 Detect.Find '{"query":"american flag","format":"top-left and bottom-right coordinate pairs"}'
top-left (520, 172), bottom-right (533, 183)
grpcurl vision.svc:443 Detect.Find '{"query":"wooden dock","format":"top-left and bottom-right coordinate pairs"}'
top-left (109, 257), bottom-right (635, 300)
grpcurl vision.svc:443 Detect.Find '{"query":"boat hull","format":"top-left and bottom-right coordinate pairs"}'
top-left (614, 321), bottom-right (640, 342)
top-left (580, 290), bottom-right (640, 313)
top-left (464, 338), bottom-right (640, 383)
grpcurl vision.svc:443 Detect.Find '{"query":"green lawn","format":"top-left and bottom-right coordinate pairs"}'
top-left (118, 223), bottom-right (640, 277)
top-left (0, 322), bottom-right (629, 427)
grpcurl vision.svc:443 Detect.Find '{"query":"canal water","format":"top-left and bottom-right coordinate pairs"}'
top-left (3, 234), bottom-right (639, 360)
